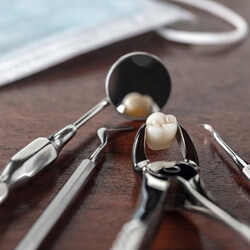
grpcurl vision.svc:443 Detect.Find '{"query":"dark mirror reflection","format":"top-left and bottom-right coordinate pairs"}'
top-left (106, 52), bottom-right (171, 120)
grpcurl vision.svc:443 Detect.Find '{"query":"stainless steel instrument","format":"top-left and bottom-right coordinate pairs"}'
top-left (111, 123), bottom-right (250, 250)
top-left (0, 52), bottom-right (172, 204)
top-left (15, 126), bottom-right (133, 250)
top-left (203, 124), bottom-right (250, 181)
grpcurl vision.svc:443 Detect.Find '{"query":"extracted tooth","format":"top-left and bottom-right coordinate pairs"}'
top-left (146, 112), bottom-right (178, 150)
top-left (122, 92), bottom-right (153, 118)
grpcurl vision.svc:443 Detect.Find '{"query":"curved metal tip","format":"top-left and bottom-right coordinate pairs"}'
top-left (97, 126), bottom-right (134, 146)
top-left (201, 124), bottom-right (220, 142)
top-left (201, 123), bottom-right (248, 170)
top-left (200, 123), bottom-right (215, 134)
top-left (90, 126), bottom-right (134, 162)
top-left (0, 182), bottom-right (8, 204)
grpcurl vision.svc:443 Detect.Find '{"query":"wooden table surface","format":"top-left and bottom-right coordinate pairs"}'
top-left (0, 1), bottom-right (250, 249)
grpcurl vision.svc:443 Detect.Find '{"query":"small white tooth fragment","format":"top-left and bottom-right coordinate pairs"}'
top-left (122, 92), bottom-right (153, 118)
top-left (146, 112), bottom-right (178, 150)
top-left (148, 161), bottom-right (176, 172)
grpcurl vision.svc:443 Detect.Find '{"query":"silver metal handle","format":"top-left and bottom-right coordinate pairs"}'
top-left (15, 159), bottom-right (95, 250)
top-left (111, 173), bottom-right (168, 250)
top-left (0, 124), bottom-right (77, 204)
top-left (73, 97), bottom-right (109, 129)
top-left (0, 138), bottom-right (58, 189)
top-left (111, 219), bottom-right (150, 250)
top-left (0, 98), bottom-right (109, 205)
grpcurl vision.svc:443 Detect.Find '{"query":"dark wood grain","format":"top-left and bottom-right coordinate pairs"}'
top-left (0, 0), bottom-right (250, 249)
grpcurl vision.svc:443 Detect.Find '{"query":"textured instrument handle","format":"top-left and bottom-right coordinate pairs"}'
top-left (111, 173), bottom-right (168, 250)
top-left (111, 219), bottom-right (149, 250)
top-left (0, 124), bottom-right (77, 205)
top-left (15, 159), bottom-right (95, 250)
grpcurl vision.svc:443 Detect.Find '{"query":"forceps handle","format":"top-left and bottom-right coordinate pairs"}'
top-left (183, 180), bottom-right (250, 244)
top-left (15, 159), bottom-right (95, 250)
top-left (110, 218), bottom-right (151, 250)
top-left (111, 173), bottom-right (168, 250)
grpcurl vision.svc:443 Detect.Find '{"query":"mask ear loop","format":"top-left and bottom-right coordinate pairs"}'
top-left (156, 0), bottom-right (248, 45)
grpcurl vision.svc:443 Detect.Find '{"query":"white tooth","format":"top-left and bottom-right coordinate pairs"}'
top-left (122, 92), bottom-right (153, 118)
top-left (146, 112), bottom-right (178, 150)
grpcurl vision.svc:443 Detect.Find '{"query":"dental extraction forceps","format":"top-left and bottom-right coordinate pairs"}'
top-left (111, 123), bottom-right (250, 250)
top-left (15, 126), bottom-right (133, 250)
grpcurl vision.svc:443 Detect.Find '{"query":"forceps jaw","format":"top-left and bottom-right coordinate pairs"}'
top-left (177, 123), bottom-right (199, 166)
top-left (132, 124), bottom-right (149, 172)
top-left (132, 123), bottom-right (199, 175)
top-left (132, 122), bottom-right (250, 245)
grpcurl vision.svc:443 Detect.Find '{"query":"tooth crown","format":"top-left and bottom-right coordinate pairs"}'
top-left (146, 112), bottom-right (178, 150)
top-left (122, 92), bottom-right (153, 118)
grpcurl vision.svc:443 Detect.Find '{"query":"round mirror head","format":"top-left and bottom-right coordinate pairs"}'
top-left (106, 52), bottom-right (171, 120)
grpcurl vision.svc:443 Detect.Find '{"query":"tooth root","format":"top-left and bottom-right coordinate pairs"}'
top-left (122, 92), bottom-right (153, 118)
top-left (146, 112), bottom-right (178, 150)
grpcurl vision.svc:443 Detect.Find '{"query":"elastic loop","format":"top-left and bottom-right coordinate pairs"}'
top-left (156, 0), bottom-right (248, 45)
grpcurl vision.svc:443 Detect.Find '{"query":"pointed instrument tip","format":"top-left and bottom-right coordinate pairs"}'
top-left (199, 123), bottom-right (215, 134)
top-left (0, 182), bottom-right (8, 204)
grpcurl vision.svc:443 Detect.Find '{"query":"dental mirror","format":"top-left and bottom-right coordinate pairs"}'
top-left (0, 52), bottom-right (171, 204)
top-left (106, 52), bottom-right (171, 120)
top-left (75, 51), bottom-right (171, 128)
